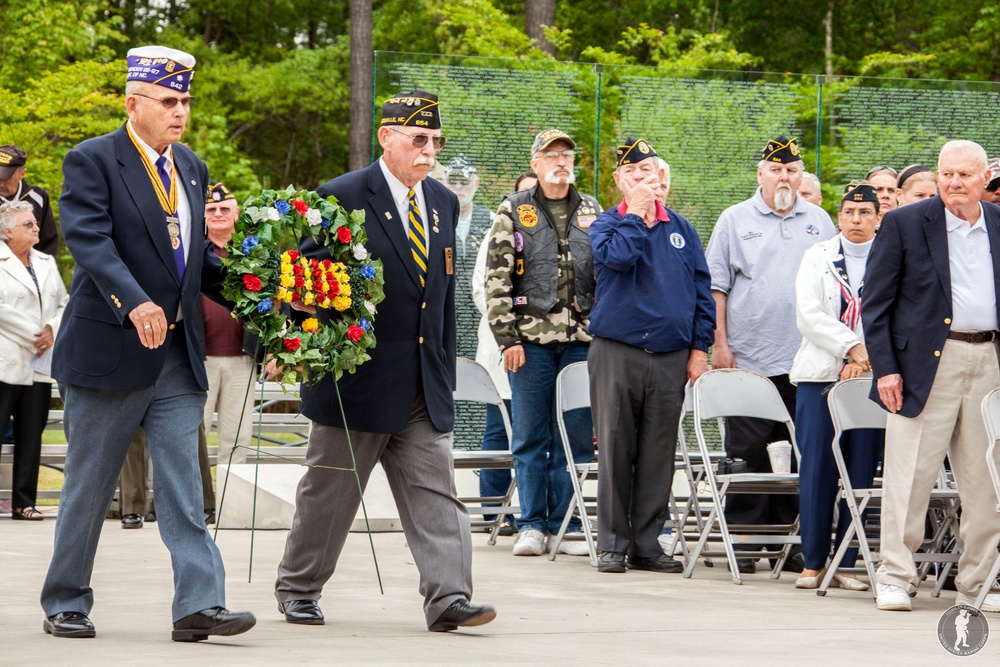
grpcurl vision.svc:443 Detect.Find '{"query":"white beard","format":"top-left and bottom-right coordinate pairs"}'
top-left (774, 187), bottom-right (794, 211)
top-left (544, 167), bottom-right (576, 185)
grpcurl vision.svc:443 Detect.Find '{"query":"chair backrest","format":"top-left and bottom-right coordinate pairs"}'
top-left (692, 368), bottom-right (798, 460)
top-left (980, 388), bottom-right (1000, 511)
top-left (827, 378), bottom-right (887, 433)
top-left (556, 361), bottom-right (591, 413)
top-left (454, 357), bottom-right (511, 441)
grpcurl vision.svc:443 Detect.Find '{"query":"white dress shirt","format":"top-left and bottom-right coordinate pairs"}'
top-left (945, 204), bottom-right (998, 332)
top-left (378, 157), bottom-right (430, 255)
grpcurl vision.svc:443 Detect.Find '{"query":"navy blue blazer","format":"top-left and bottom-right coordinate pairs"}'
top-left (862, 196), bottom-right (1000, 417)
top-left (299, 160), bottom-right (459, 434)
top-left (52, 123), bottom-right (224, 391)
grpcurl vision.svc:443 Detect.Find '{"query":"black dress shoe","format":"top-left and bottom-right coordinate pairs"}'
top-left (204, 509), bottom-right (216, 525)
top-left (121, 513), bottom-right (143, 529)
top-left (777, 551), bottom-right (805, 573)
top-left (172, 607), bottom-right (256, 642)
top-left (598, 551), bottom-right (627, 573)
top-left (43, 612), bottom-right (96, 638)
top-left (727, 558), bottom-right (756, 574)
top-left (627, 553), bottom-right (684, 573)
top-left (279, 599), bottom-right (324, 625)
top-left (144, 512), bottom-right (157, 523)
top-left (428, 600), bottom-right (496, 632)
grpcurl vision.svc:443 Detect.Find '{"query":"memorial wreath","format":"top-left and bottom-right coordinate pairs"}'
top-left (221, 186), bottom-right (385, 386)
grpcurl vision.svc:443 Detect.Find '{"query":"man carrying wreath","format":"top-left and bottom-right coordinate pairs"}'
top-left (274, 90), bottom-right (497, 632)
top-left (40, 45), bottom-right (255, 641)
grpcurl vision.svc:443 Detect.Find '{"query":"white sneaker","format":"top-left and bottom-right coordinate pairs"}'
top-left (876, 583), bottom-right (912, 611)
top-left (549, 532), bottom-right (591, 556)
top-left (657, 532), bottom-right (676, 555)
top-left (956, 592), bottom-right (1000, 613)
top-left (512, 528), bottom-right (546, 556)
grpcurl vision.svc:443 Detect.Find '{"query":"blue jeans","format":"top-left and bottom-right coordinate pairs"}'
top-left (479, 400), bottom-right (515, 524)
top-left (509, 342), bottom-right (592, 534)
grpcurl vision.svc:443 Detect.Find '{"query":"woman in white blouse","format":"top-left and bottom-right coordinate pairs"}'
top-left (789, 181), bottom-right (884, 589)
top-left (0, 201), bottom-right (68, 520)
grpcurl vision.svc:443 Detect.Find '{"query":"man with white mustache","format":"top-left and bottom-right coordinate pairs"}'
top-left (485, 128), bottom-right (601, 558)
top-left (705, 135), bottom-right (835, 574)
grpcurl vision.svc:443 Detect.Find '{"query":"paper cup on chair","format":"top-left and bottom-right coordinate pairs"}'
top-left (766, 441), bottom-right (792, 473)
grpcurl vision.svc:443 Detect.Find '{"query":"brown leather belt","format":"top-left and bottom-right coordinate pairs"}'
top-left (946, 330), bottom-right (999, 344)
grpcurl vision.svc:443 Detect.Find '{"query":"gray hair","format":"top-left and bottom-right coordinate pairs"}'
top-left (0, 201), bottom-right (34, 241)
top-left (802, 171), bottom-right (821, 189)
top-left (938, 140), bottom-right (988, 172)
top-left (658, 158), bottom-right (671, 192)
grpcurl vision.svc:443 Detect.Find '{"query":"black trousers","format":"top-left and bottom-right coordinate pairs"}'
top-left (0, 380), bottom-right (51, 509)
top-left (722, 373), bottom-right (799, 548)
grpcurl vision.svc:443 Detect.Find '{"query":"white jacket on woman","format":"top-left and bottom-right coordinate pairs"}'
top-left (789, 234), bottom-right (865, 384)
top-left (0, 243), bottom-right (68, 385)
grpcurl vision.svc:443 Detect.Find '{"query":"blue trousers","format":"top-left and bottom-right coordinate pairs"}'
top-left (796, 381), bottom-right (881, 571)
top-left (509, 342), bottom-right (592, 534)
top-left (41, 332), bottom-right (227, 622)
top-left (479, 399), bottom-right (515, 524)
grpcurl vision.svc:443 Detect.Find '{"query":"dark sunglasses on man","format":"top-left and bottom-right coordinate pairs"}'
top-left (385, 127), bottom-right (446, 150)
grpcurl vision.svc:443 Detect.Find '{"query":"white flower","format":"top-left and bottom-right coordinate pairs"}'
top-left (267, 207), bottom-right (280, 221)
top-left (364, 300), bottom-right (376, 314)
top-left (353, 244), bottom-right (369, 260)
top-left (305, 208), bottom-right (322, 225)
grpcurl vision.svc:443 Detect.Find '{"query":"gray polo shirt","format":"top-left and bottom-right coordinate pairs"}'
top-left (706, 188), bottom-right (835, 376)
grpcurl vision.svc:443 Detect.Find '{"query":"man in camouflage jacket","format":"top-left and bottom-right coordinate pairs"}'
top-left (485, 128), bottom-right (600, 557)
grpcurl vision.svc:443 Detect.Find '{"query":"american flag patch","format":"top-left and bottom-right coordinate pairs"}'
top-left (514, 296), bottom-right (528, 306)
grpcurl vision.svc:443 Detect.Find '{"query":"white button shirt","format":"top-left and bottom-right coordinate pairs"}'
top-left (945, 203), bottom-right (998, 332)
top-left (378, 157), bottom-right (430, 255)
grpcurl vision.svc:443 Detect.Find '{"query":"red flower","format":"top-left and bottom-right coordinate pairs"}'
top-left (322, 259), bottom-right (331, 269)
top-left (292, 264), bottom-right (304, 277)
top-left (328, 279), bottom-right (339, 295)
top-left (283, 337), bottom-right (301, 352)
top-left (292, 200), bottom-right (309, 215)
top-left (310, 258), bottom-right (319, 269)
top-left (346, 325), bottom-right (364, 342)
top-left (287, 250), bottom-right (299, 262)
top-left (312, 268), bottom-right (323, 279)
top-left (337, 226), bottom-right (352, 243)
top-left (242, 274), bottom-right (262, 291)
top-left (294, 276), bottom-right (305, 288)
top-left (291, 291), bottom-right (301, 301)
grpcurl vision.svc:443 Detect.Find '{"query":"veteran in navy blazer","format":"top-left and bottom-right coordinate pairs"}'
top-left (274, 91), bottom-right (496, 632)
top-left (862, 140), bottom-right (1000, 613)
top-left (39, 46), bottom-right (255, 642)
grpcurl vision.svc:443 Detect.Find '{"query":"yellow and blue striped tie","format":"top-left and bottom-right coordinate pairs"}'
top-left (407, 189), bottom-right (427, 288)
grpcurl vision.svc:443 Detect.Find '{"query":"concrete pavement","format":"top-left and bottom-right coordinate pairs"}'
top-left (0, 515), bottom-right (995, 665)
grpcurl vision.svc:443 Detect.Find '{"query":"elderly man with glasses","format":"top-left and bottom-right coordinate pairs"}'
top-left (485, 128), bottom-right (601, 558)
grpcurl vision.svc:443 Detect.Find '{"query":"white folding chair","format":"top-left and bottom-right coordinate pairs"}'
top-left (547, 361), bottom-right (598, 566)
top-left (452, 357), bottom-right (517, 545)
top-left (684, 368), bottom-right (801, 584)
top-left (976, 388), bottom-right (1000, 610)
top-left (818, 378), bottom-right (961, 598)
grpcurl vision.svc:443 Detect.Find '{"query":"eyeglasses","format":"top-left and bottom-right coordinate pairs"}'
top-left (132, 92), bottom-right (197, 109)
top-left (839, 208), bottom-right (877, 219)
top-left (865, 165), bottom-right (897, 179)
top-left (536, 150), bottom-right (575, 160)
top-left (16, 220), bottom-right (38, 230)
top-left (385, 127), bottom-right (445, 150)
top-left (447, 177), bottom-right (472, 187)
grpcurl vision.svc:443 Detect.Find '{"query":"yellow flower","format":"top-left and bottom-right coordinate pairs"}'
top-left (281, 252), bottom-right (292, 263)
top-left (333, 296), bottom-right (352, 311)
top-left (340, 283), bottom-right (351, 297)
top-left (320, 282), bottom-right (329, 293)
top-left (299, 257), bottom-right (309, 267)
top-left (303, 293), bottom-right (315, 306)
top-left (280, 274), bottom-right (295, 288)
top-left (302, 318), bottom-right (319, 332)
top-left (276, 288), bottom-right (287, 301)
top-left (320, 298), bottom-right (331, 308)
top-left (305, 280), bottom-right (313, 291)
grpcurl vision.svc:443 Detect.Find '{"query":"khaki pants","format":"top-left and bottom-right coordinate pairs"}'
top-left (203, 355), bottom-right (256, 465)
top-left (878, 339), bottom-right (1000, 596)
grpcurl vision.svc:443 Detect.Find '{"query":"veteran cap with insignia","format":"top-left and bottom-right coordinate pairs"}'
top-left (0, 144), bottom-right (27, 180)
top-left (842, 179), bottom-right (880, 211)
top-left (761, 135), bottom-right (802, 164)
top-left (206, 181), bottom-right (236, 204)
top-left (616, 136), bottom-right (658, 168)
top-left (988, 157), bottom-right (1000, 188)
top-left (380, 90), bottom-right (441, 129)
top-left (445, 155), bottom-right (477, 179)
top-left (531, 128), bottom-right (576, 159)
top-left (126, 45), bottom-right (196, 93)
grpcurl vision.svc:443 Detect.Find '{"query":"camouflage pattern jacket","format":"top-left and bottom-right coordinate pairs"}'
top-left (485, 184), bottom-right (600, 350)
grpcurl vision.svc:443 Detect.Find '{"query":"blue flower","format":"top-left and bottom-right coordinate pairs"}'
top-left (360, 264), bottom-right (376, 280)
top-left (241, 236), bottom-right (259, 254)
top-left (358, 317), bottom-right (371, 332)
top-left (274, 200), bottom-right (291, 216)
top-left (257, 298), bottom-right (273, 314)
top-left (321, 216), bottom-right (332, 229)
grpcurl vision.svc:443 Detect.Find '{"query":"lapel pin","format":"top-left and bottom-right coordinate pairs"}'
top-left (385, 211), bottom-right (393, 220)
top-left (191, 180), bottom-right (197, 185)
top-left (432, 209), bottom-right (440, 233)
